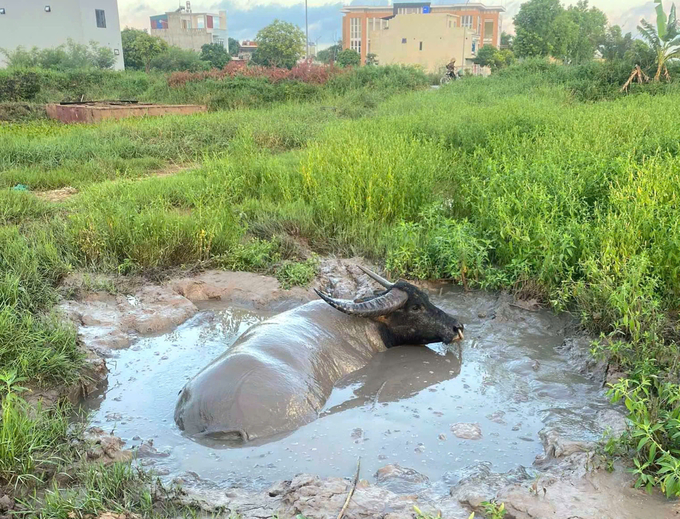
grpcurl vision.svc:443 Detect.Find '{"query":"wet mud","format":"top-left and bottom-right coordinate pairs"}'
top-left (60, 262), bottom-right (680, 518)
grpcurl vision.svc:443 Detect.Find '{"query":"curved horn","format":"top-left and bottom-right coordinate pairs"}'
top-left (357, 265), bottom-right (393, 288)
top-left (315, 288), bottom-right (407, 317)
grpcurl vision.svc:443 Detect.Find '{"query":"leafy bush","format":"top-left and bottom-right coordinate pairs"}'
top-left (0, 40), bottom-right (115, 70)
top-left (150, 46), bottom-right (210, 72)
top-left (337, 49), bottom-right (361, 67)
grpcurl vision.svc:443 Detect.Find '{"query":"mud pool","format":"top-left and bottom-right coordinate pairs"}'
top-left (83, 287), bottom-right (614, 491)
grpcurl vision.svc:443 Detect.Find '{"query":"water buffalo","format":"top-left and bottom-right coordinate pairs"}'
top-left (174, 267), bottom-right (464, 443)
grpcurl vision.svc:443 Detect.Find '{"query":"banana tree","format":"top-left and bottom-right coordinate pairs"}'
top-left (638, 0), bottom-right (680, 80)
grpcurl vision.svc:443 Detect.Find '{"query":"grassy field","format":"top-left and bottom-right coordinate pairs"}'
top-left (2, 61), bottom-right (680, 514)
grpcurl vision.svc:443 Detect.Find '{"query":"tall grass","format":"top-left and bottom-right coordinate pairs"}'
top-left (2, 62), bottom-right (680, 495)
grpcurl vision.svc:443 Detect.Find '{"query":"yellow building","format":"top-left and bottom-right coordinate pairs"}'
top-left (342, 2), bottom-right (504, 73)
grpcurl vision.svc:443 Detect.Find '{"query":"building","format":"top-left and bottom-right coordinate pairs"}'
top-left (238, 40), bottom-right (257, 61)
top-left (0, 0), bottom-right (124, 70)
top-left (150, 3), bottom-right (227, 52)
top-left (341, 2), bottom-right (504, 73)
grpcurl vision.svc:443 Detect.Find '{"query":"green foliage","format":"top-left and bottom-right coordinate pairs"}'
top-left (0, 371), bottom-right (71, 486)
top-left (473, 45), bottom-right (515, 71)
top-left (600, 25), bottom-right (634, 61)
top-left (228, 37), bottom-right (241, 57)
top-left (638, 0), bottom-right (680, 80)
top-left (500, 31), bottom-right (514, 49)
top-left (150, 46), bottom-right (209, 72)
top-left (253, 19), bottom-right (305, 69)
top-left (200, 43), bottom-right (231, 69)
top-left (276, 257), bottom-right (319, 289)
top-left (559, 0), bottom-right (608, 63)
top-left (337, 49), bottom-right (361, 68)
top-left (121, 28), bottom-right (168, 72)
top-left (317, 41), bottom-right (343, 64)
top-left (513, 0), bottom-right (565, 57)
top-left (0, 39), bottom-right (116, 70)
top-left (365, 53), bottom-right (379, 66)
top-left (608, 376), bottom-right (680, 497)
top-left (481, 501), bottom-right (507, 519)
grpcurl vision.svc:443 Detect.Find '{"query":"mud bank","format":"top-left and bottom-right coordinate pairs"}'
top-left (55, 260), bottom-right (679, 518)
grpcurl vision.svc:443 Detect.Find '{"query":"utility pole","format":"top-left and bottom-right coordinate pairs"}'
top-left (305, 0), bottom-right (309, 61)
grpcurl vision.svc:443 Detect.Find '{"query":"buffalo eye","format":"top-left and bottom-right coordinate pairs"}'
top-left (412, 304), bottom-right (421, 311)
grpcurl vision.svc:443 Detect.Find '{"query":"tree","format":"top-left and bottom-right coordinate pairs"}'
top-left (513, 0), bottom-right (565, 58)
top-left (336, 48), bottom-right (360, 67)
top-left (365, 53), bottom-right (379, 65)
top-left (317, 41), bottom-right (343, 64)
top-left (200, 43), bottom-right (231, 69)
top-left (624, 39), bottom-right (658, 71)
top-left (121, 28), bottom-right (167, 72)
top-left (600, 25), bottom-right (634, 61)
top-left (559, 0), bottom-right (608, 63)
top-left (252, 20), bottom-right (305, 68)
top-left (473, 45), bottom-right (515, 71)
top-left (150, 46), bottom-right (209, 72)
top-left (228, 37), bottom-right (240, 57)
top-left (500, 32), bottom-right (514, 49)
top-left (638, 0), bottom-right (680, 80)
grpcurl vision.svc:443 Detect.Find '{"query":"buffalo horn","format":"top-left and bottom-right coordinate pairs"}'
top-left (357, 265), bottom-right (393, 288)
top-left (315, 288), bottom-right (408, 317)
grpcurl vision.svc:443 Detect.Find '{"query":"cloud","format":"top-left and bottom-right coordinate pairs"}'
top-left (119, 0), bottom-right (344, 45)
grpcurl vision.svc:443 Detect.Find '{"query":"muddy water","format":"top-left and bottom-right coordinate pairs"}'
top-left (83, 287), bottom-right (612, 490)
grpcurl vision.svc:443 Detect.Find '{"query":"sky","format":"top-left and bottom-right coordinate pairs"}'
top-left (117, 0), bottom-right (660, 47)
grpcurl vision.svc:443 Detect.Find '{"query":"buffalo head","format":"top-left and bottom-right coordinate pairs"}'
top-left (315, 266), bottom-right (464, 346)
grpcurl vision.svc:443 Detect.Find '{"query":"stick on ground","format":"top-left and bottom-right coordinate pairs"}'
top-left (337, 457), bottom-right (361, 519)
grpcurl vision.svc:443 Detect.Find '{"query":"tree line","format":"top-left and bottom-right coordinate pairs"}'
top-left (475, 0), bottom-right (678, 79)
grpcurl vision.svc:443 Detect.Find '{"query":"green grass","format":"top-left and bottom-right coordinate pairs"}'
top-left (2, 61), bottom-right (680, 502)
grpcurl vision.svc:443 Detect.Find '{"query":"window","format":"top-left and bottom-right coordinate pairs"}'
top-left (95, 9), bottom-right (106, 28)
top-left (484, 20), bottom-right (494, 43)
top-left (382, 19), bottom-right (389, 29)
top-left (401, 38), bottom-right (407, 44)
top-left (0, 8), bottom-right (5, 14)
top-left (197, 16), bottom-right (205, 29)
top-left (114, 49), bottom-right (120, 55)
top-left (461, 15), bottom-right (472, 28)
top-left (213, 16), bottom-right (220, 29)
top-left (419, 41), bottom-right (422, 51)
top-left (44, 5), bottom-right (51, 12)
top-left (397, 7), bottom-right (422, 14)
top-left (350, 17), bottom-right (361, 54)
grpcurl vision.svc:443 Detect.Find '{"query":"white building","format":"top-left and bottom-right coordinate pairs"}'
top-left (0, 0), bottom-right (124, 70)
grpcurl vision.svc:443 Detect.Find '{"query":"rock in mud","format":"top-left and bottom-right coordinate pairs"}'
top-left (0, 495), bottom-right (14, 513)
top-left (136, 440), bottom-right (170, 459)
top-left (171, 271), bottom-right (311, 311)
top-left (451, 422), bottom-right (483, 440)
top-left (175, 474), bottom-right (467, 519)
top-left (539, 427), bottom-right (593, 459)
top-left (61, 287), bottom-right (197, 353)
top-left (497, 458), bottom-right (680, 519)
top-left (449, 462), bottom-right (531, 510)
top-left (375, 464), bottom-right (430, 494)
top-left (84, 428), bottom-right (133, 464)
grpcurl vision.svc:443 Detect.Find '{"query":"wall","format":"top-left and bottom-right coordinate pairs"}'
top-left (343, 5), bottom-right (502, 65)
top-left (368, 13), bottom-right (476, 73)
top-left (78, 0), bottom-right (124, 69)
top-left (151, 11), bottom-right (228, 52)
top-left (0, 0), bottom-right (124, 69)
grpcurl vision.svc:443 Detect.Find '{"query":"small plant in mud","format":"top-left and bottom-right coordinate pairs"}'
top-left (607, 375), bottom-right (680, 497)
top-left (275, 256), bottom-right (319, 289)
top-left (0, 370), bottom-right (72, 487)
top-left (481, 500), bottom-right (507, 519)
